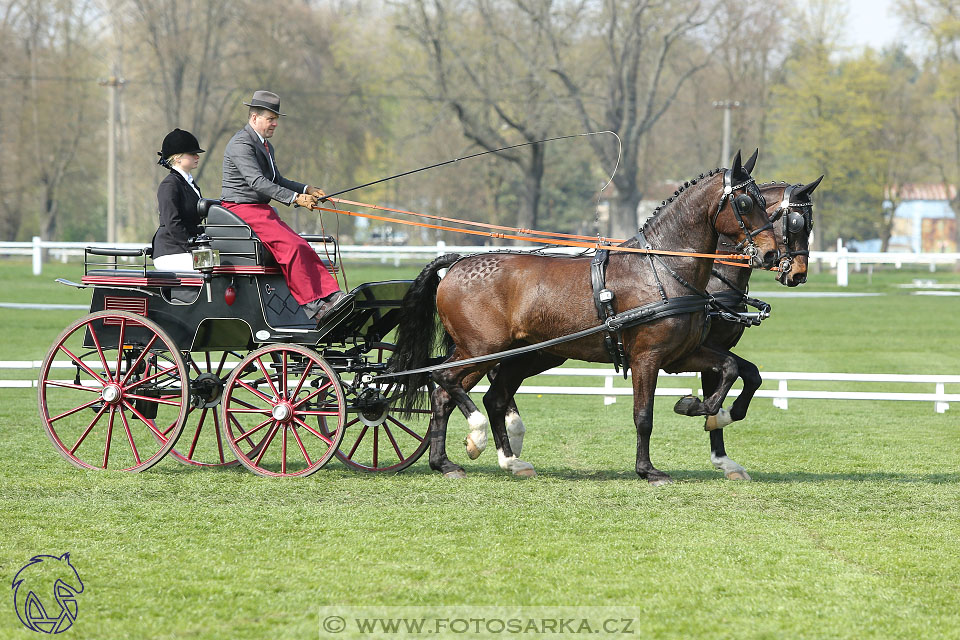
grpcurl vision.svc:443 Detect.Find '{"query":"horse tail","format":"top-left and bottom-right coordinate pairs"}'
top-left (390, 253), bottom-right (461, 414)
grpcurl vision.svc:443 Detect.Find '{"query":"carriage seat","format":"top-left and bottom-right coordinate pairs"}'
top-left (197, 199), bottom-right (338, 271)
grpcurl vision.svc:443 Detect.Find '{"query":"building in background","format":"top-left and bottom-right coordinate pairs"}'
top-left (887, 184), bottom-right (957, 253)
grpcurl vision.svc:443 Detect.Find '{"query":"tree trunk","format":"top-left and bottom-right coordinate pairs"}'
top-left (611, 189), bottom-right (642, 240)
top-left (517, 144), bottom-right (544, 238)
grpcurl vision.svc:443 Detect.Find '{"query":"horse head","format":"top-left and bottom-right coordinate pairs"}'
top-left (712, 150), bottom-right (779, 269)
top-left (12, 553), bottom-right (84, 633)
top-left (770, 175), bottom-right (823, 286)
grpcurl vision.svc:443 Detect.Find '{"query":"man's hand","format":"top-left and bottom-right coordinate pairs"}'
top-left (305, 186), bottom-right (326, 199)
top-left (294, 192), bottom-right (318, 208)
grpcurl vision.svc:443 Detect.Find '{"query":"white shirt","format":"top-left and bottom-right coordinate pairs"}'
top-left (173, 166), bottom-right (201, 198)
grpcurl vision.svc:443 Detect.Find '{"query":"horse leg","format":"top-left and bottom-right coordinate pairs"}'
top-left (482, 353), bottom-right (565, 458)
top-left (669, 347), bottom-right (738, 418)
top-left (427, 385), bottom-right (465, 478)
top-left (701, 369), bottom-right (751, 481)
top-left (631, 358), bottom-right (672, 485)
top-left (473, 365), bottom-right (526, 458)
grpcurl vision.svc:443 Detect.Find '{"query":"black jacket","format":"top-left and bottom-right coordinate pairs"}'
top-left (153, 170), bottom-right (202, 258)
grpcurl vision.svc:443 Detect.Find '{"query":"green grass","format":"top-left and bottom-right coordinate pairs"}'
top-left (1, 258), bottom-right (959, 639)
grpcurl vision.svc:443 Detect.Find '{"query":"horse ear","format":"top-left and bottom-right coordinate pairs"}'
top-left (796, 175), bottom-right (824, 198)
top-left (744, 148), bottom-right (759, 174)
top-left (731, 150), bottom-right (743, 173)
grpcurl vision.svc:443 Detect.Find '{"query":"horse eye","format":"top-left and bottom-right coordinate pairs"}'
top-left (733, 193), bottom-right (753, 215)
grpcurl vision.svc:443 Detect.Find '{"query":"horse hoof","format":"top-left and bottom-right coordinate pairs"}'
top-left (513, 467), bottom-right (537, 478)
top-left (704, 408), bottom-right (733, 431)
top-left (725, 470), bottom-right (751, 481)
top-left (648, 476), bottom-right (674, 487)
top-left (673, 395), bottom-right (700, 416)
top-left (465, 435), bottom-right (483, 460)
top-left (443, 469), bottom-right (467, 479)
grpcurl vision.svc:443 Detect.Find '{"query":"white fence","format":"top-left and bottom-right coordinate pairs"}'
top-left (5, 237), bottom-right (960, 286)
top-left (5, 361), bottom-right (957, 413)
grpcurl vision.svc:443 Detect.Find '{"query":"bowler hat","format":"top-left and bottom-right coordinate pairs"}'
top-left (160, 128), bottom-right (205, 158)
top-left (243, 90), bottom-right (286, 116)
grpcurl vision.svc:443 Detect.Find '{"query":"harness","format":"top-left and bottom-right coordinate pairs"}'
top-left (711, 169), bottom-right (772, 260)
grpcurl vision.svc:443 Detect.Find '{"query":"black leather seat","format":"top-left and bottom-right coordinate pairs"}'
top-left (197, 199), bottom-right (275, 266)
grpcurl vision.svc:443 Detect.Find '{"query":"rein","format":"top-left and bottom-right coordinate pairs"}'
top-left (310, 202), bottom-right (754, 264)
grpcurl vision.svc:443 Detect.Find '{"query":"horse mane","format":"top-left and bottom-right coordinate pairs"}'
top-left (620, 167), bottom-right (724, 248)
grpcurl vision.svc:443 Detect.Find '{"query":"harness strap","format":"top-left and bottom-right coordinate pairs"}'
top-left (378, 295), bottom-right (711, 379)
top-left (590, 249), bottom-right (628, 376)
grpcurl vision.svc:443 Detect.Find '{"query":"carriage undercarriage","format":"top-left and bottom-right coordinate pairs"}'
top-left (38, 201), bottom-right (431, 476)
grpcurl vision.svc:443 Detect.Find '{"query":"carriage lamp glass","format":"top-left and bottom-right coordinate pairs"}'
top-left (191, 248), bottom-right (220, 270)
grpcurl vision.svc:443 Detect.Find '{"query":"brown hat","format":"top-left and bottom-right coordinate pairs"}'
top-left (243, 90), bottom-right (286, 116)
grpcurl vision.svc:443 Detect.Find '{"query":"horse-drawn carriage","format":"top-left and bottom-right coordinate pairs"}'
top-left (38, 199), bottom-right (431, 476)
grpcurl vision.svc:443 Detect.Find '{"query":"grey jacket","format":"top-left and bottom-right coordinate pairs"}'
top-left (221, 124), bottom-right (306, 205)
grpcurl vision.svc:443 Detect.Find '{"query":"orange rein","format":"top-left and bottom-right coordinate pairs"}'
top-left (315, 198), bottom-right (755, 266)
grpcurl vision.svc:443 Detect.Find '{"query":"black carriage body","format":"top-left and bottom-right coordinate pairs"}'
top-left (73, 202), bottom-right (412, 354)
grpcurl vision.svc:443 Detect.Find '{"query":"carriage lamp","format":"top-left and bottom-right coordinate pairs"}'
top-left (191, 234), bottom-right (220, 272)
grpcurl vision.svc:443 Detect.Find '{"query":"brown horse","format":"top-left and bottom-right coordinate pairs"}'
top-left (389, 153), bottom-right (779, 484)
top-left (476, 177), bottom-right (825, 482)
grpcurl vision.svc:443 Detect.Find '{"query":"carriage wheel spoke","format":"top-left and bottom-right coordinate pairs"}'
top-left (102, 407), bottom-right (116, 468)
top-left (119, 407), bottom-right (141, 465)
top-left (280, 352), bottom-right (288, 399)
top-left (124, 363), bottom-right (179, 392)
top-left (232, 415), bottom-right (273, 442)
top-left (235, 377), bottom-right (274, 404)
top-left (372, 427), bottom-right (379, 467)
top-left (122, 401), bottom-right (167, 441)
top-left (58, 345), bottom-right (108, 386)
top-left (50, 397), bottom-right (103, 423)
top-left (115, 317), bottom-right (127, 377)
top-left (383, 423), bottom-right (404, 459)
top-left (290, 425), bottom-right (312, 466)
top-left (290, 361), bottom-right (314, 400)
top-left (344, 416), bottom-right (361, 429)
top-left (125, 392), bottom-right (183, 408)
top-left (86, 322), bottom-right (113, 382)
top-left (256, 356), bottom-right (279, 399)
top-left (292, 380), bottom-right (332, 408)
top-left (281, 426), bottom-right (288, 474)
top-left (44, 380), bottom-right (101, 393)
top-left (254, 423), bottom-right (280, 465)
top-left (387, 416), bottom-right (425, 442)
top-left (348, 424), bottom-right (370, 458)
top-left (213, 412), bottom-right (227, 463)
top-left (187, 408), bottom-right (208, 458)
top-left (119, 335), bottom-right (160, 386)
top-left (292, 417), bottom-right (334, 446)
top-left (70, 404), bottom-right (108, 454)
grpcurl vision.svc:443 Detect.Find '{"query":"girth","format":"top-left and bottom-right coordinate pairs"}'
top-left (591, 249), bottom-right (628, 376)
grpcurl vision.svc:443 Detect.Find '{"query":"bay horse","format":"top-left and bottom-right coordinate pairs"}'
top-left (389, 152), bottom-right (779, 484)
top-left (476, 176), bottom-right (825, 481)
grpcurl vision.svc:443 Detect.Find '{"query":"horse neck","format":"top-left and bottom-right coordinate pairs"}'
top-left (707, 257), bottom-right (752, 293)
top-left (640, 173), bottom-right (722, 291)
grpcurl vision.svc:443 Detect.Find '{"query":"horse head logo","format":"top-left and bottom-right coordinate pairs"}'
top-left (11, 553), bottom-right (84, 634)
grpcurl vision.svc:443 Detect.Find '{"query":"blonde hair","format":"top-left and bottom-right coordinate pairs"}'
top-left (165, 152), bottom-right (187, 168)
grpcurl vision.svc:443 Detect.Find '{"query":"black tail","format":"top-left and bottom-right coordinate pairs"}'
top-left (389, 253), bottom-right (461, 414)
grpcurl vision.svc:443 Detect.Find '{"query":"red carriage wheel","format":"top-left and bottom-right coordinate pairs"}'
top-left (38, 310), bottom-right (189, 472)
top-left (168, 351), bottom-right (244, 468)
top-left (325, 342), bottom-right (432, 472)
top-left (220, 344), bottom-right (345, 477)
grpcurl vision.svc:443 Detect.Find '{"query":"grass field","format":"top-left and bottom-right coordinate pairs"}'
top-left (1, 258), bottom-right (959, 639)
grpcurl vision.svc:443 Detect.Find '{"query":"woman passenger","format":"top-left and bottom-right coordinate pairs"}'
top-left (152, 128), bottom-right (205, 272)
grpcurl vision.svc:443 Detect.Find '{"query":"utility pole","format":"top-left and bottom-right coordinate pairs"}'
top-left (712, 100), bottom-right (741, 166)
top-left (99, 74), bottom-right (125, 243)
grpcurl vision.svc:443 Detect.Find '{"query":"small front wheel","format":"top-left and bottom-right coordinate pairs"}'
top-left (220, 344), bottom-right (345, 477)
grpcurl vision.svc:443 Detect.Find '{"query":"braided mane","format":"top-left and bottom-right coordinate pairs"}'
top-left (636, 167), bottom-right (724, 236)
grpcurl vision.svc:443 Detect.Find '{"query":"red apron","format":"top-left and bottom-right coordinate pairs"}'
top-left (222, 202), bottom-right (339, 305)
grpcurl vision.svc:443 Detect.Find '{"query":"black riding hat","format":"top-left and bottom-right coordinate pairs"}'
top-left (159, 128), bottom-right (205, 158)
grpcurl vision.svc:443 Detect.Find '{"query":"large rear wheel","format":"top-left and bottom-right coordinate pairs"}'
top-left (220, 344), bottom-right (345, 477)
top-left (38, 310), bottom-right (189, 472)
top-left (329, 342), bottom-right (432, 472)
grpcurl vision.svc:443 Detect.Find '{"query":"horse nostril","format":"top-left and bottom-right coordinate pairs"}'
top-left (794, 273), bottom-right (807, 284)
top-left (763, 250), bottom-right (777, 268)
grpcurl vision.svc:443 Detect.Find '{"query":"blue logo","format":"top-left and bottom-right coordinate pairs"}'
top-left (11, 553), bottom-right (84, 634)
